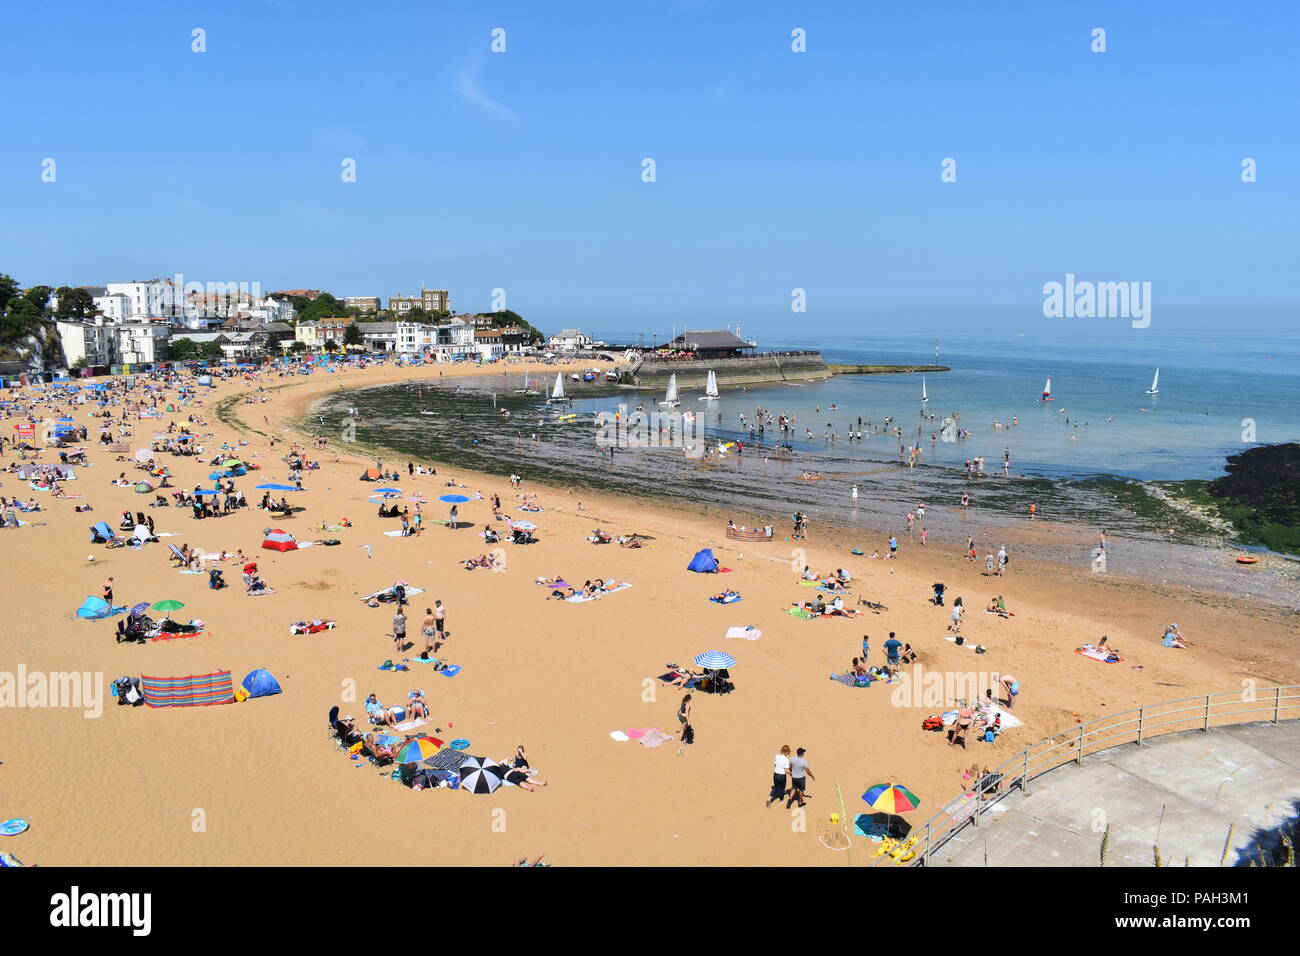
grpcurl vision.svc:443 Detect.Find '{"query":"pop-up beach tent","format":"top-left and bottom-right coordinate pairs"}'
top-left (75, 596), bottom-right (125, 620)
top-left (687, 548), bottom-right (719, 573)
top-left (89, 521), bottom-right (117, 544)
top-left (241, 668), bottom-right (282, 698)
top-left (261, 529), bottom-right (298, 552)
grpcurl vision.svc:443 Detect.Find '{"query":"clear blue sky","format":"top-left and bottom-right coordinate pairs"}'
top-left (2, 0), bottom-right (1297, 338)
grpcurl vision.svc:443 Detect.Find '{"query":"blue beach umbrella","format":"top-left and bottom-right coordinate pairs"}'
top-left (375, 487), bottom-right (401, 494)
top-left (439, 494), bottom-right (470, 503)
top-left (255, 483), bottom-right (298, 491)
top-left (192, 489), bottom-right (219, 496)
top-left (693, 650), bottom-right (737, 669)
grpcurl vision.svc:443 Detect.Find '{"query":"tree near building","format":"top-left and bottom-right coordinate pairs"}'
top-left (288, 340), bottom-right (308, 354)
top-left (343, 323), bottom-right (362, 347)
top-left (54, 286), bottom-right (95, 320)
top-left (169, 338), bottom-right (224, 361)
top-left (323, 339), bottom-right (339, 352)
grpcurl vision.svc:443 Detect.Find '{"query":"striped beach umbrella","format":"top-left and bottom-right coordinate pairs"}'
top-left (458, 756), bottom-right (505, 794)
top-left (512, 520), bottom-right (537, 531)
top-left (394, 736), bottom-right (444, 764)
top-left (694, 650), bottom-right (736, 669)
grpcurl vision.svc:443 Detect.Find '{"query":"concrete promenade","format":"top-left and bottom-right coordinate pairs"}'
top-left (929, 721), bottom-right (1300, 867)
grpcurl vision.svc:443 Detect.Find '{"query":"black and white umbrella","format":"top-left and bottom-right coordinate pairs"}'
top-left (458, 756), bottom-right (505, 794)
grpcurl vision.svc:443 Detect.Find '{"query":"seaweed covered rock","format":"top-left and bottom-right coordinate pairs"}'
top-left (1207, 443), bottom-right (1300, 553)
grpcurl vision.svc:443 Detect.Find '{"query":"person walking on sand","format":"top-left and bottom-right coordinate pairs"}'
top-left (392, 607), bottom-right (407, 651)
top-left (421, 607), bottom-right (437, 657)
top-left (433, 599), bottom-right (447, 651)
top-left (677, 692), bottom-right (694, 745)
top-left (786, 747), bottom-right (814, 809)
top-left (448, 503), bottom-right (459, 528)
top-left (768, 745), bottom-right (791, 807)
top-left (997, 545), bottom-right (1008, 576)
top-left (102, 577), bottom-right (114, 604)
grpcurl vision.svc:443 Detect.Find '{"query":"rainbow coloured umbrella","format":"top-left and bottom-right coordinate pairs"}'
top-left (394, 736), bottom-right (444, 763)
top-left (861, 783), bottom-right (920, 814)
top-left (862, 782), bottom-right (920, 835)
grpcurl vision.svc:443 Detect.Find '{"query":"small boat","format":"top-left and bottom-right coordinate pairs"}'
top-left (514, 370), bottom-right (540, 396)
top-left (547, 374), bottom-right (566, 404)
top-left (1145, 368), bottom-right (1160, 394)
top-left (1235, 555), bottom-right (1259, 565)
top-left (698, 370), bottom-right (719, 401)
top-left (419, 410), bottom-right (436, 416)
top-left (1039, 376), bottom-right (1054, 402)
top-left (659, 373), bottom-right (680, 408)
top-left (921, 376), bottom-right (928, 404)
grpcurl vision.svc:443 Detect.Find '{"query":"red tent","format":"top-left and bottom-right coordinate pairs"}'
top-left (261, 529), bottom-right (298, 552)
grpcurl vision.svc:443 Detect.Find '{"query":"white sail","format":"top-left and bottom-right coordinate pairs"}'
top-left (523, 370), bottom-right (530, 390)
top-left (551, 374), bottom-right (565, 399)
top-left (1042, 376), bottom-right (1052, 398)
top-left (660, 373), bottom-right (679, 406)
top-left (1147, 368), bottom-right (1159, 393)
top-left (700, 369), bottom-right (719, 400)
top-left (921, 376), bottom-right (928, 403)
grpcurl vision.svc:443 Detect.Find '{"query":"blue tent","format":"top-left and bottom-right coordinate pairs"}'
top-left (76, 596), bottom-right (125, 620)
top-left (241, 668), bottom-right (282, 698)
top-left (89, 521), bottom-right (116, 543)
top-left (686, 548), bottom-right (719, 573)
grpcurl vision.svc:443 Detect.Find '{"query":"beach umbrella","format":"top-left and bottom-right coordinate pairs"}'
top-left (152, 600), bottom-right (185, 612)
top-left (394, 736), bottom-right (444, 764)
top-left (192, 489), bottom-right (219, 496)
top-left (694, 650), bottom-right (737, 669)
top-left (130, 602), bottom-right (151, 617)
top-left (223, 459), bottom-right (243, 466)
top-left (512, 520), bottom-right (537, 531)
top-left (134, 449), bottom-right (154, 462)
top-left (375, 487), bottom-right (401, 495)
top-left (862, 782), bottom-right (921, 835)
top-left (255, 483), bottom-right (298, 491)
top-left (457, 756), bottom-right (505, 794)
top-left (439, 494), bottom-right (470, 503)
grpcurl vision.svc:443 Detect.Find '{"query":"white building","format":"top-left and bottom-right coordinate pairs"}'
top-left (547, 329), bottom-right (592, 351)
top-left (116, 323), bottom-right (171, 365)
top-left (56, 318), bottom-right (117, 368)
top-left (359, 321), bottom-right (440, 355)
top-left (105, 279), bottom-right (182, 319)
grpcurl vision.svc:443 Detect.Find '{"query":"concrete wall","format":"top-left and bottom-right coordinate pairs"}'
top-left (629, 352), bottom-right (829, 387)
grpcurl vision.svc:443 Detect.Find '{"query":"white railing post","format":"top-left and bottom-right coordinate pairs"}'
top-left (1075, 724), bottom-right (1085, 764)
top-left (1203, 694), bottom-right (1212, 732)
top-left (1137, 706), bottom-right (1145, 746)
top-left (1274, 686), bottom-right (1281, 724)
top-left (1021, 749), bottom-right (1030, 794)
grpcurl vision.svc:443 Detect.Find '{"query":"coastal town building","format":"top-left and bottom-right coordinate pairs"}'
top-left (660, 329), bottom-right (756, 358)
top-left (116, 322), bottom-right (171, 365)
top-left (474, 327), bottom-right (504, 361)
top-left (345, 296), bottom-right (381, 313)
top-left (547, 329), bottom-right (593, 351)
top-left (55, 317), bottom-right (117, 368)
top-left (294, 317), bottom-right (355, 349)
top-left (388, 289), bottom-right (450, 315)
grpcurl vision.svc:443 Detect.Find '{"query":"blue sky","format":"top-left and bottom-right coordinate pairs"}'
top-left (2, 0), bottom-right (1297, 338)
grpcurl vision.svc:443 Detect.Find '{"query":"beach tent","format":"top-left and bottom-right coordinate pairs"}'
top-left (687, 548), bottom-right (719, 573)
top-left (361, 468), bottom-right (382, 481)
top-left (134, 481), bottom-right (154, 494)
top-left (241, 668), bottom-right (282, 698)
top-left (75, 596), bottom-right (124, 620)
top-left (261, 529), bottom-right (298, 552)
top-left (89, 521), bottom-right (117, 543)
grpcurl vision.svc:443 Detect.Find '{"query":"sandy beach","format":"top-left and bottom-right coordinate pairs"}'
top-left (3, 359), bottom-right (1297, 867)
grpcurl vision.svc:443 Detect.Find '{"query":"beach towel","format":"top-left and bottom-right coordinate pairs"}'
top-left (564, 583), bottom-right (633, 603)
top-left (439, 664), bottom-right (462, 677)
top-left (853, 814), bottom-right (891, 840)
top-left (639, 729), bottom-right (675, 748)
top-left (725, 626), bottom-right (762, 640)
top-left (709, 595), bottom-right (742, 605)
top-left (140, 670), bottom-right (234, 707)
top-left (1076, 645), bottom-right (1123, 663)
top-left (829, 672), bottom-right (871, 688)
top-left (149, 630), bottom-right (206, 643)
top-left (426, 748), bottom-right (470, 771)
top-left (785, 607), bottom-right (816, 620)
top-left (247, 587), bottom-right (276, 596)
top-left (609, 730), bottom-right (630, 742)
top-left (941, 706), bottom-right (1022, 730)
top-left (359, 586), bottom-right (426, 603)
top-left (816, 587), bottom-right (852, 595)
top-left (391, 718), bottom-right (428, 732)
top-left (290, 620), bottom-right (335, 635)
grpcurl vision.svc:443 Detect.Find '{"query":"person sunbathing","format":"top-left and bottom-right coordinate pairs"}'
top-left (665, 664), bottom-right (700, 688)
top-left (591, 528), bottom-right (613, 544)
top-left (505, 767), bottom-right (548, 791)
top-left (822, 578), bottom-right (846, 592)
top-left (619, 534), bottom-right (644, 548)
top-left (1161, 625), bottom-right (1189, 648)
top-left (712, 589), bottom-right (740, 603)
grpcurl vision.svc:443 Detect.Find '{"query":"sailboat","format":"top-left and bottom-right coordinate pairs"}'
top-left (698, 369), bottom-right (719, 401)
top-left (1145, 368), bottom-right (1160, 394)
top-left (659, 373), bottom-right (680, 408)
top-left (515, 369), bottom-right (539, 396)
top-left (547, 373), bottom-right (566, 404)
top-left (1039, 376), bottom-right (1054, 402)
top-left (921, 377), bottom-right (929, 404)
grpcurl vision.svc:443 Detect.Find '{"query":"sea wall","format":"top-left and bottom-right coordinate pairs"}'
top-left (628, 352), bottom-right (829, 387)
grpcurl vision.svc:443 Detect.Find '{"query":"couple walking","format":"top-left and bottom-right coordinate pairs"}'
top-left (766, 745), bottom-right (815, 809)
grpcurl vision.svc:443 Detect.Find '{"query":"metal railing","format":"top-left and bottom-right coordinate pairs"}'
top-left (863, 685), bottom-right (1300, 867)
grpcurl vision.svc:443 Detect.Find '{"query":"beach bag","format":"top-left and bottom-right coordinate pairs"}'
top-left (124, 685), bottom-right (141, 705)
top-left (954, 635), bottom-right (964, 645)
top-left (921, 716), bottom-right (944, 731)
